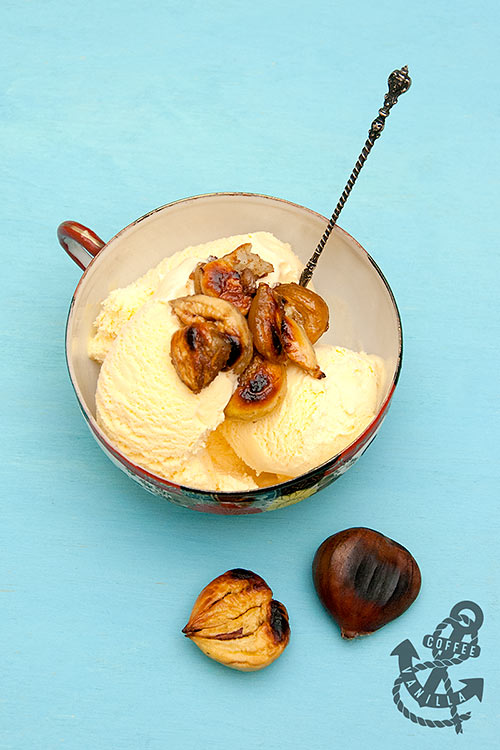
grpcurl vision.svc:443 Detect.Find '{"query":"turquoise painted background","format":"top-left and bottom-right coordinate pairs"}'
top-left (2, 1), bottom-right (499, 747)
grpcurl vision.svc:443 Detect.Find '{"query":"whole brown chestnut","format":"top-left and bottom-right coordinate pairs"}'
top-left (312, 528), bottom-right (421, 639)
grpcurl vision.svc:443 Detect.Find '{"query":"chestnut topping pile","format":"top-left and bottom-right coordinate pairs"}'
top-left (170, 243), bottom-right (330, 417)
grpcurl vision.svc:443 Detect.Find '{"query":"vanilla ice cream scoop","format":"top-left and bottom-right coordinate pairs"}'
top-left (92, 232), bottom-right (304, 487)
top-left (221, 346), bottom-right (383, 478)
top-left (161, 428), bottom-right (261, 492)
top-left (95, 294), bottom-right (236, 478)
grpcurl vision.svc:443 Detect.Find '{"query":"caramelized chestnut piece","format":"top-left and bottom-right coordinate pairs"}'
top-left (248, 284), bottom-right (285, 362)
top-left (223, 243), bottom-right (274, 277)
top-left (198, 262), bottom-right (253, 314)
top-left (313, 528), bottom-right (421, 639)
top-left (170, 323), bottom-right (232, 393)
top-left (248, 284), bottom-right (326, 377)
top-left (280, 306), bottom-right (325, 379)
top-left (225, 354), bottom-right (287, 420)
top-left (274, 283), bottom-right (329, 344)
top-left (191, 256), bottom-right (216, 295)
top-left (170, 294), bottom-right (253, 376)
top-left (192, 244), bottom-right (274, 315)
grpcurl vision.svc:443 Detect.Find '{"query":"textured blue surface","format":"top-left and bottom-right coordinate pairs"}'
top-left (2, 1), bottom-right (499, 748)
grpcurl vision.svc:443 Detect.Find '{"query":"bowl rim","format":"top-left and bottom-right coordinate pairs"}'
top-left (66, 191), bottom-right (403, 497)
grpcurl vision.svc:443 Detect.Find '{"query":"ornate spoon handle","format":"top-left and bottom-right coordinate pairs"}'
top-left (299, 66), bottom-right (412, 287)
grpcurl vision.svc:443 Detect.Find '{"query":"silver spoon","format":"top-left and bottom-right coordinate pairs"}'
top-left (299, 65), bottom-right (412, 288)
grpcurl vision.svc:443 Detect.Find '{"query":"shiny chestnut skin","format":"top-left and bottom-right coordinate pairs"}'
top-left (312, 528), bottom-right (421, 639)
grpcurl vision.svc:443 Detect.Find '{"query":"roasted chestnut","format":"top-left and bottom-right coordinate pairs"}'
top-left (274, 283), bottom-right (329, 344)
top-left (312, 528), bottom-right (421, 639)
top-left (170, 322), bottom-right (232, 393)
top-left (223, 243), bottom-right (274, 277)
top-left (248, 283), bottom-right (326, 377)
top-left (170, 294), bottom-right (253, 377)
top-left (183, 568), bottom-right (290, 671)
top-left (191, 244), bottom-right (274, 315)
top-left (280, 305), bottom-right (325, 379)
top-left (224, 354), bottom-right (287, 420)
top-left (247, 283), bottom-right (285, 362)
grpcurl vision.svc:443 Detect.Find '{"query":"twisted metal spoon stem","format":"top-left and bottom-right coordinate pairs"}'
top-left (299, 66), bottom-right (411, 287)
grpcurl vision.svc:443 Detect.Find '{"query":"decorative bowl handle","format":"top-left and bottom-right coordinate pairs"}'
top-left (57, 221), bottom-right (106, 271)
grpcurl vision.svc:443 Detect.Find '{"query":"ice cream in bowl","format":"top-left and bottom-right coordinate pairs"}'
top-left (60, 192), bottom-right (402, 514)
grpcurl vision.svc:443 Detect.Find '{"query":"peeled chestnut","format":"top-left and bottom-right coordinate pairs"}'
top-left (197, 260), bottom-right (254, 315)
top-left (224, 354), bottom-right (287, 420)
top-left (274, 283), bottom-right (329, 344)
top-left (312, 528), bottom-right (421, 639)
top-left (170, 322), bottom-right (232, 393)
top-left (248, 283), bottom-right (285, 362)
top-left (170, 294), bottom-right (253, 376)
top-left (280, 305), bottom-right (325, 379)
top-left (222, 243), bottom-right (274, 278)
top-left (248, 283), bottom-right (326, 377)
top-left (183, 569), bottom-right (290, 671)
top-left (191, 244), bottom-right (274, 315)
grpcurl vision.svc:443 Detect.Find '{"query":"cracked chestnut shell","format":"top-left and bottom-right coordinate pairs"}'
top-left (182, 569), bottom-right (290, 671)
top-left (312, 528), bottom-right (421, 639)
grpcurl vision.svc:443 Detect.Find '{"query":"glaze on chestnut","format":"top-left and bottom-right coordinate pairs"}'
top-left (312, 528), bottom-right (421, 639)
top-left (224, 354), bottom-right (287, 420)
top-left (248, 283), bottom-right (326, 377)
top-left (248, 283), bottom-right (285, 362)
top-left (170, 322), bottom-right (232, 393)
top-left (274, 282), bottom-right (329, 344)
top-left (192, 244), bottom-right (274, 315)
